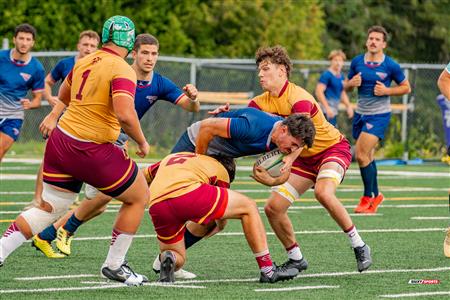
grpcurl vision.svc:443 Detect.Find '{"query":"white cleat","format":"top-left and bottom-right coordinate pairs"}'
top-left (152, 253), bottom-right (197, 279)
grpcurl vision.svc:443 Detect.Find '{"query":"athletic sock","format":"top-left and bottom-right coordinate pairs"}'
top-left (359, 163), bottom-right (374, 197)
top-left (0, 222), bottom-right (27, 261)
top-left (63, 213), bottom-right (83, 235)
top-left (286, 242), bottom-right (303, 261)
top-left (371, 160), bottom-right (379, 197)
top-left (255, 249), bottom-right (274, 278)
top-left (38, 224), bottom-right (57, 241)
top-left (184, 228), bottom-right (203, 249)
top-left (344, 225), bottom-right (365, 248)
top-left (104, 228), bottom-right (133, 270)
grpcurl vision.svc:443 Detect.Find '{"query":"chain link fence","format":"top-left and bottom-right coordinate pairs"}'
top-left (18, 52), bottom-right (447, 159)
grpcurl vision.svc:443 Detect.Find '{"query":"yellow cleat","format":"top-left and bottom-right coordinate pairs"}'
top-left (441, 155), bottom-right (450, 165)
top-left (444, 227), bottom-right (450, 258)
top-left (56, 227), bottom-right (73, 256)
top-left (32, 235), bottom-right (65, 258)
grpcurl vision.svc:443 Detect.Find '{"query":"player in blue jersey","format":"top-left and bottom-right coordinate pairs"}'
top-left (437, 62), bottom-right (450, 258)
top-left (346, 26), bottom-right (411, 214)
top-left (0, 24), bottom-right (45, 162)
top-left (27, 34), bottom-right (200, 278)
top-left (315, 50), bottom-right (353, 127)
top-left (44, 30), bottom-right (100, 106)
top-left (148, 108), bottom-right (315, 276)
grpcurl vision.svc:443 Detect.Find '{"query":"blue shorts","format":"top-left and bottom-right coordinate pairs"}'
top-left (352, 112), bottom-right (391, 140)
top-left (0, 118), bottom-right (23, 141)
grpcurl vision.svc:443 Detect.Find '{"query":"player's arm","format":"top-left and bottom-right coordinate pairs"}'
top-left (340, 90), bottom-right (354, 118)
top-left (195, 118), bottom-right (231, 154)
top-left (113, 95), bottom-right (149, 157)
top-left (252, 164), bottom-right (290, 186)
top-left (39, 100), bottom-right (67, 138)
top-left (21, 90), bottom-right (43, 109)
top-left (374, 79), bottom-right (411, 96)
top-left (44, 73), bottom-right (60, 107)
top-left (176, 84), bottom-right (200, 112)
top-left (315, 83), bottom-right (334, 118)
top-left (438, 68), bottom-right (450, 100)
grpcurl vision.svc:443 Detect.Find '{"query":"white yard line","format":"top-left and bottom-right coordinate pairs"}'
top-left (254, 285), bottom-right (339, 292)
top-left (379, 291), bottom-right (450, 298)
top-left (411, 216), bottom-right (449, 220)
top-left (1, 282), bottom-right (205, 294)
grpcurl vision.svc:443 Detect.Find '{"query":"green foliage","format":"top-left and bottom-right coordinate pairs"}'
top-left (323, 0), bottom-right (450, 62)
top-left (0, 0), bottom-right (325, 59)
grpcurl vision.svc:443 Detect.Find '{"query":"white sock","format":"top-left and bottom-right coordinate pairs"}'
top-left (104, 228), bottom-right (133, 270)
top-left (0, 223), bottom-right (27, 261)
top-left (345, 225), bottom-right (365, 248)
top-left (286, 243), bottom-right (303, 260)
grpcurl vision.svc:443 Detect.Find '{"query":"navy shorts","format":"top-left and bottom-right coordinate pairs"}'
top-left (0, 118), bottom-right (23, 141)
top-left (352, 112), bottom-right (391, 140)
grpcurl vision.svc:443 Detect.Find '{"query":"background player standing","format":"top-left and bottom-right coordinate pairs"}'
top-left (347, 25), bottom-right (411, 214)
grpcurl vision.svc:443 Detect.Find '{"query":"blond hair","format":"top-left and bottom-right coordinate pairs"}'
top-left (328, 50), bottom-right (346, 61)
top-left (79, 30), bottom-right (100, 42)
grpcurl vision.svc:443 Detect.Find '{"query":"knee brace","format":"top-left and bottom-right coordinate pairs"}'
top-left (20, 208), bottom-right (60, 236)
top-left (316, 169), bottom-right (343, 185)
top-left (84, 184), bottom-right (100, 199)
top-left (271, 182), bottom-right (300, 204)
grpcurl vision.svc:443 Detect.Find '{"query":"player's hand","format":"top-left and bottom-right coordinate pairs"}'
top-left (349, 72), bottom-right (362, 87)
top-left (325, 107), bottom-right (335, 119)
top-left (183, 84), bottom-right (198, 100)
top-left (374, 81), bottom-right (389, 96)
top-left (47, 96), bottom-right (61, 107)
top-left (208, 103), bottom-right (230, 115)
top-left (346, 105), bottom-right (354, 119)
top-left (136, 141), bottom-right (150, 158)
top-left (20, 98), bottom-right (32, 110)
top-left (39, 113), bottom-right (59, 139)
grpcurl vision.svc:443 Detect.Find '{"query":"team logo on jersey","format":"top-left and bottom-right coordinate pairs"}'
top-left (376, 72), bottom-right (387, 80)
top-left (20, 72), bottom-right (31, 82)
top-left (366, 122), bottom-right (374, 130)
top-left (146, 95), bottom-right (158, 103)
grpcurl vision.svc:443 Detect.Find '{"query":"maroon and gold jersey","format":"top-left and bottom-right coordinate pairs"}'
top-left (149, 152), bottom-right (230, 205)
top-left (58, 47), bottom-right (136, 143)
top-left (249, 81), bottom-right (343, 157)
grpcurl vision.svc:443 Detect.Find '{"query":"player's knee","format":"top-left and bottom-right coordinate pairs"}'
top-left (264, 202), bottom-right (279, 218)
top-left (20, 208), bottom-right (60, 236)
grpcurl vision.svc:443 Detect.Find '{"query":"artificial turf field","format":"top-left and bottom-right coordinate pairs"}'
top-left (0, 158), bottom-right (449, 299)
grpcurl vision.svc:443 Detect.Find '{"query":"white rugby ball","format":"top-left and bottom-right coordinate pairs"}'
top-left (255, 149), bottom-right (285, 177)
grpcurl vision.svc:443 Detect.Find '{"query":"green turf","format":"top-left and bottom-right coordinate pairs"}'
top-left (1, 159), bottom-right (449, 299)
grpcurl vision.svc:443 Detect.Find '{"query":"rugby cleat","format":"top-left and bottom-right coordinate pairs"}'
top-left (152, 254), bottom-right (197, 279)
top-left (279, 257), bottom-right (308, 272)
top-left (101, 261), bottom-right (148, 286)
top-left (56, 227), bottom-right (73, 256)
top-left (259, 264), bottom-right (299, 283)
top-left (444, 227), bottom-right (450, 258)
top-left (354, 244), bottom-right (372, 272)
top-left (354, 196), bottom-right (372, 213)
top-left (159, 250), bottom-right (176, 283)
top-left (364, 193), bottom-right (385, 214)
top-left (31, 235), bottom-right (65, 258)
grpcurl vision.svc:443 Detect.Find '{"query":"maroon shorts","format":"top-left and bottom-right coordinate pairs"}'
top-left (43, 127), bottom-right (138, 197)
top-left (291, 138), bottom-right (352, 182)
top-left (149, 183), bottom-right (229, 244)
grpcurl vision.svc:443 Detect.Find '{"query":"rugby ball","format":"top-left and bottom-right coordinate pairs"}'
top-left (254, 149), bottom-right (285, 177)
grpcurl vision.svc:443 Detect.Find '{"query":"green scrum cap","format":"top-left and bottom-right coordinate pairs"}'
top-left (102, 16), bottom-right (135, 51)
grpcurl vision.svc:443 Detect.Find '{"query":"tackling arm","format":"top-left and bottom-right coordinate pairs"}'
top-left (195, 118), bottom-right (230, 154)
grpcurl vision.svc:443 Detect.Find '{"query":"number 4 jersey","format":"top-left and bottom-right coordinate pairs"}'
top-left (58, 47), bottom-right (137, 143)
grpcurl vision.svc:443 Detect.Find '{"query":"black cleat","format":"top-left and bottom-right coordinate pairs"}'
top-left (354, 244), bottom-right (372, 272)
top-left (279, 257), bottom-right (308, 272)
top-left (259, 264), bottom-right (299, 283)
top-left (101, 261), bottom-right (148, 286)
top-left (159, 251), bottom-right (176, 283)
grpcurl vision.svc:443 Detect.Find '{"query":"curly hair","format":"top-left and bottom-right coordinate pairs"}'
top-left (255, 45), bottom-right (292, 78)
top-left (282, 114), bottom-right (316, 148)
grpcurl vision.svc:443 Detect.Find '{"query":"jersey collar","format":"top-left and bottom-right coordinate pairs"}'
top-left (9, 49), bottom-right (31, 66)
